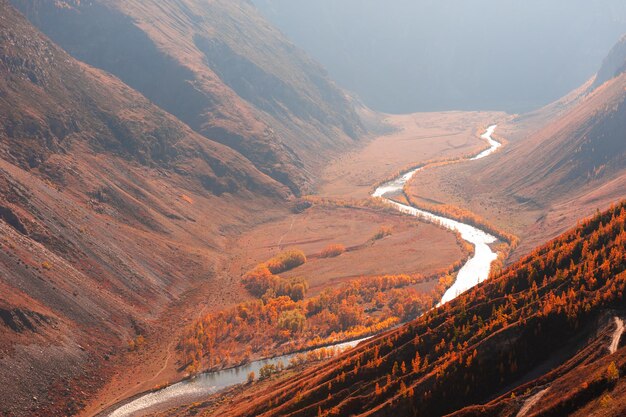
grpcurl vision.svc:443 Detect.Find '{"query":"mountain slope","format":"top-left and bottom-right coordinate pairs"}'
top-left (593, 35), bottom-right (626, 88)
top-left (0, 2), bottom-right (288, 415)
top-left (484, 75), bottom-right (626, 206)
top-left (201, 201), bottom-right (626, 417)
top-left (11, 0), bottom-right (365, 194)
top-left (406, 34), bottom-right (626, 258)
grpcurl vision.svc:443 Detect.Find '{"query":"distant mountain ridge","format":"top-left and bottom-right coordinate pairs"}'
top-left (254, 0), bottom-right (626, 113)
top-left (593, 34), bottom-right (626, 88)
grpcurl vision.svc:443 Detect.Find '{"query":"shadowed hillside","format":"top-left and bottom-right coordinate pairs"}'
top-left (594, 35), bottom-right (626, 88)
top-left (11, 0), bottom-right (366, 194)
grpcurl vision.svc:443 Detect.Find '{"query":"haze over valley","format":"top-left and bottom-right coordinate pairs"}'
top-left (255, 0), bottom-right (626, 113)
top-left (0, 2), bottom-right (624, 417)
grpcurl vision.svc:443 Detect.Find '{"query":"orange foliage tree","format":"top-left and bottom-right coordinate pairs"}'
top-left (320, 244), bottom-right (347, 258)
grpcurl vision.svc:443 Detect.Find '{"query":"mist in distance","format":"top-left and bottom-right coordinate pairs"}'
top-left (254, 0), bottom-right (626, 113)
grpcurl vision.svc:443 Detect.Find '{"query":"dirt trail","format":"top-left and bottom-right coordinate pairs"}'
top-left (516, 387), bottom-right (550, 417)
top-left (610, 317), bottom-right (624, 354)
top-left (277, 217), bottom-right (296, 249)
top-left (96, 339), bottom-right (174, 417)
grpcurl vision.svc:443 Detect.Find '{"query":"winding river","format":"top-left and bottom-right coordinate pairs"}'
top-left (104, 125), bottom-right (502, 417)
top-left (373, 125), bottom-right (500, 304)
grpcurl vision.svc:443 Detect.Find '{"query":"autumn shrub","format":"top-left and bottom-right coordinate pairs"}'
top-left (243, 265), bottom-right (280, 297)
top-left (276, 277), bottom-right (309, 301)
top-left (606, 362), bottom-right (619, 382)
top-left (337, 300), bottom-right (363, 329)
top-left (320, 244), bottom-right (347, 258)
top-left (266, 250), bottom-right (307, 274)
top-left (244, 266), bottom-right (309, 301)
top-left (278, 309), bottom-right (306, 333)
top-left (599, 394), bottom-right (613, 408)
top-left (128, 335), bottom-right (145, 352)
top-left (373, 226), bottom-right (393, 241)
top-left (243, 250), bottom-right (308, 299)
top-left (259, 363), bottom-right (282, 379)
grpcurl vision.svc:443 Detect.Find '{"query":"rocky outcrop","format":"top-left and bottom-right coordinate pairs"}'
top-left (0, 307), bottom-right (53, 333)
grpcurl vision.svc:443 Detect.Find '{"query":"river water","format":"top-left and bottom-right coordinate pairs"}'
top-left (105, 125), bottom-right (502, 417)
top-left (107, 338), bottom-right (366, 417)
top-left (373, 125), bottom-right (500, 304)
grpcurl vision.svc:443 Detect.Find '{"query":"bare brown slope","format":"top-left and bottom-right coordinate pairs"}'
top-left (408, 49), bottom-right (626, 258)
top-left (0, 2), bottom-right (289, 416)
top-left (11, 0), bottom-right (365, 194)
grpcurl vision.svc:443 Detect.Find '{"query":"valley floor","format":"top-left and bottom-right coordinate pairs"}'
top-left (88, 111), bottom-right (506, 416)
top-left (318, 111), bottom-right (506, 199)
top-left (228, 205), bottom-right (463, 296)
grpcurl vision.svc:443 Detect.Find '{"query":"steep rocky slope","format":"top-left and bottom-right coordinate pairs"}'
top-left (0, 2), bottom-right (289, 415)
top-left (190, 202), bottom-right (626, 417)
top-left (11, 0), bottom-right (365, 194)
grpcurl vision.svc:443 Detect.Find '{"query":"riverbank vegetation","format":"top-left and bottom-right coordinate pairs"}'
top-left (372, 226), bottom-right (393, 241)
top-left (302, 195), bottom-right (396, 212)
top-left (178, 173), bottom-right (486, 375)
top-left (369, 127), bottom-right (501, 194)
top-left (242, 250), bottom-right (308, 299)
top-left (368, 127), bottom-right (517, 260)
top-left (264, 250), bottom-right (307, 274)
top-left (404, 193), bottom-right (519, 248)
top-left (233, 202), bottom-right (626, 417)
top-left (179, 265), bottom-right (460, 374)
